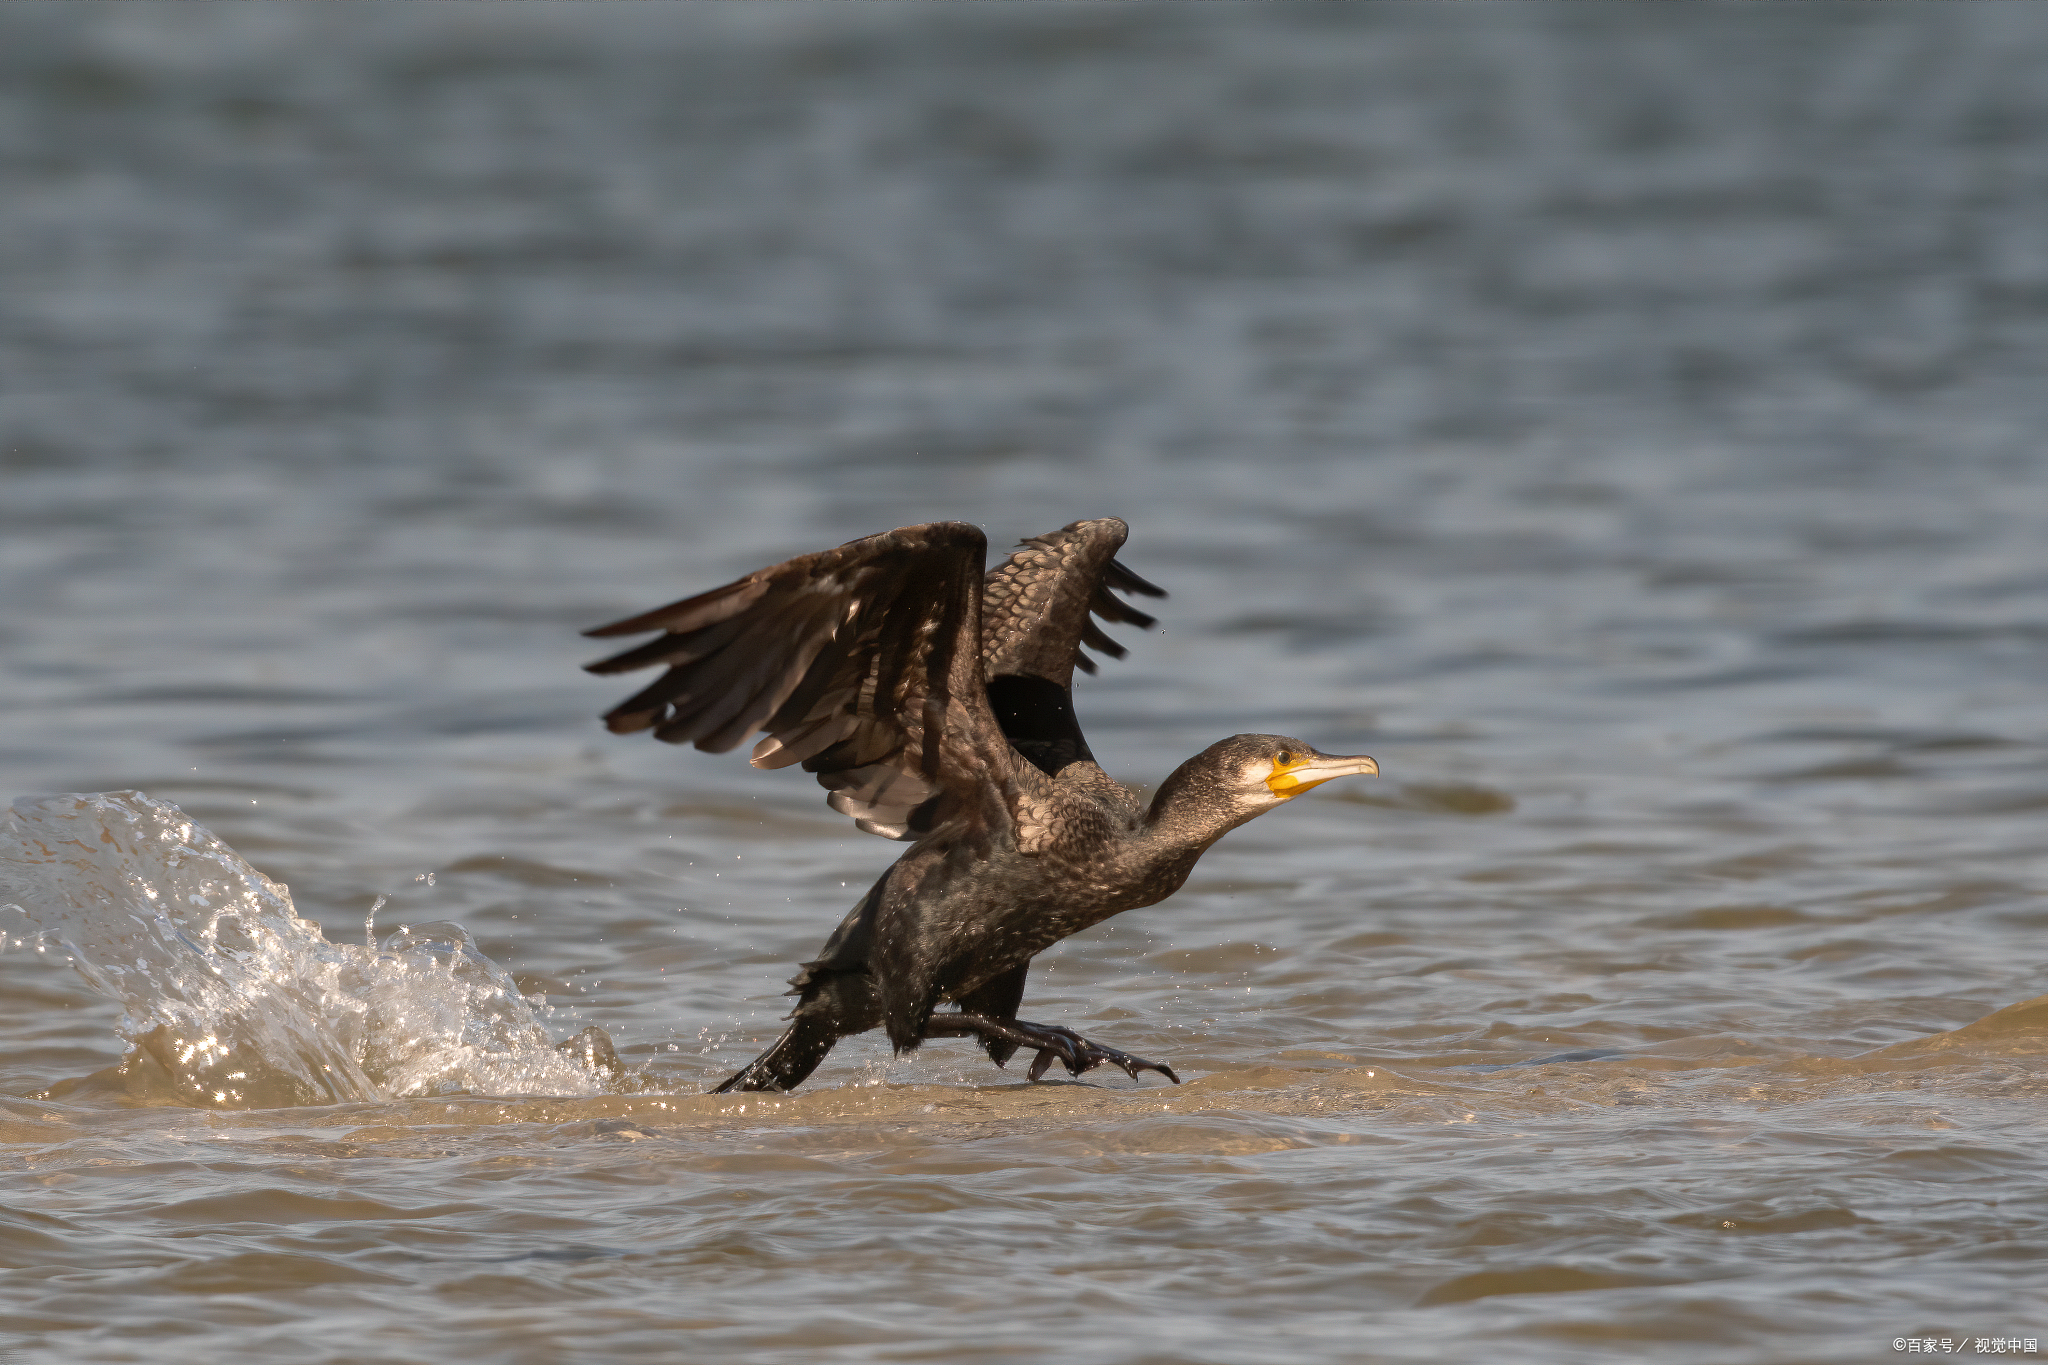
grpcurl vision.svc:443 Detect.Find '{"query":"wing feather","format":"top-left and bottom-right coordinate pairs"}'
top-left (973, 518), bottom-right (1168, 775)
top-left (583, 522), bottom-right (1016, 842)
top-left (980, 518), bottom-right (1166, 688)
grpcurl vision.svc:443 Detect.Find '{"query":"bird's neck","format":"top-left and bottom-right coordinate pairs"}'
top-left (1131, 762), bottom-right (1252, 889)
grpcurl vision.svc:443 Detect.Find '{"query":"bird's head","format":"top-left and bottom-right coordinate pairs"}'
top-left (1150, 733), bottom-right (1379, 837)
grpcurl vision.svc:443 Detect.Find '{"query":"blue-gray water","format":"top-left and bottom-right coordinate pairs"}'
top-left (4, 5), bottom-right (2048, 1362)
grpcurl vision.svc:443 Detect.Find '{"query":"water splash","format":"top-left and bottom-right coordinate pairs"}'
top-left (0, 791), bottom-right (614, 1107)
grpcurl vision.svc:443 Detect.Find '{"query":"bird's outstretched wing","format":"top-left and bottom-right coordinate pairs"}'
top-left (978, 518), bottom-right (1166, 775)
top-left (982, 518), bottom-right (1165, 683)
top-left (583, 522), bottom-right (1015, 841)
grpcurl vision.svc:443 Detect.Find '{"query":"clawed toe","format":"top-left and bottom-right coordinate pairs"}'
top-left (1014, 1023), bottom-right (1179, 1086)
top-left (1123, 1053), bottom-right (1181, 1085)
top-left (1091, 1045), bottom-right (1179, 1086)
top-left (929, 1012), bottom-right (1180, 1087)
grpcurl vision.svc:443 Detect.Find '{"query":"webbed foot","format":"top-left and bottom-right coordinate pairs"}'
top-left (1014, 1021), bottom-right (1181, 1085)
top-left (925, 1012), bottom-right (1180, 1085)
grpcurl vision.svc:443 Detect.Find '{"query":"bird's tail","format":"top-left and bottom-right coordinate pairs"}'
top-left (709, 1012), bottom-right (840, 1094)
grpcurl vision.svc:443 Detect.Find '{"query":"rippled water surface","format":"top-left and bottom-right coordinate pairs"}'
top-left (6, 5), bottom-right (2048, 1362)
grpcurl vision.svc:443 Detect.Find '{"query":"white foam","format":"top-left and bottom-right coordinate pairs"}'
top-left (0, 791), bottom-right (608, 1107)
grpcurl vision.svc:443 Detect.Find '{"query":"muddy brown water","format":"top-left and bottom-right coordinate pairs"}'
top-left (5, 5), bottom-right (2048, 1363)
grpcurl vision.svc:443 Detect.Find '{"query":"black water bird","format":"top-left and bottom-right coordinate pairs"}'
top-left (584, 519), bottom-right (1378, 1093)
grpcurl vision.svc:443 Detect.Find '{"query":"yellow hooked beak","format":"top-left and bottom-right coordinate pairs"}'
top-left (1265, 751), bottom-right (1379, 798)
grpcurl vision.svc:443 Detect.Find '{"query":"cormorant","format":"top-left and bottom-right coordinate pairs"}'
top-left (583, 519), bottom-right (1377, 1093)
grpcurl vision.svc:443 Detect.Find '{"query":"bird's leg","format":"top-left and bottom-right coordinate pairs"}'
top-left (710, 965), bottom-right (883, 1095)
top-left (711, 1009), bottom-right (845, 1094)
top-left (953, 963), bottom-right (1030, 1068)
top-left (923, 1012), bottom-right (1180, 1085)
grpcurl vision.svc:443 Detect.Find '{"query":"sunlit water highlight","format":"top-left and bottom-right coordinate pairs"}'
top-left (3, 792), bottom-right (606, 1107)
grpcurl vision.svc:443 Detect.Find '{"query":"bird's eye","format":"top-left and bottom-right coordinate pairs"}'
top-left (1276, 750), bottom-right (1297, 766)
